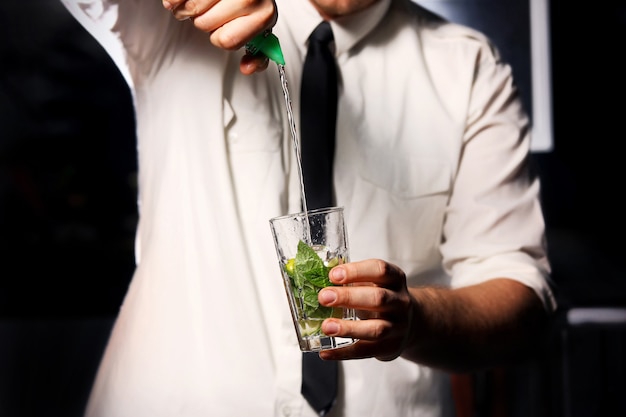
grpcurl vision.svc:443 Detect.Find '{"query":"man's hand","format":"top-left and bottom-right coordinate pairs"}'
top-left (163, 0), bottom-right (277, 74)
top-left (317, 259), bottom-right (417, 362)
top-left (317, 260), bottom-right (550, 372)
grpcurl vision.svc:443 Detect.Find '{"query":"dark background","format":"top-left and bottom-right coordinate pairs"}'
top-left (0, 1), bottom-right (624, 416)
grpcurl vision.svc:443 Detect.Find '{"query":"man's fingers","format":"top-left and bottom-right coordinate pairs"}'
top-left (168, 0), bottom-right (218, 20)
top-left (319, 316), bottom-right (412, 361)
top-left (240, 53), bottom-right (270, 74)
top-left (330, 259), bottom-right (406, 289)
top-left (319, 285), bottom-right (406, 313)
top-left (206, 14), bottom-right (271, 50)
top-left (165, 0), bottom-right (276, 48)
top-left (319, 339), bottom-right (400, 361)
top-left (321, 317), bottom-right (393, 341)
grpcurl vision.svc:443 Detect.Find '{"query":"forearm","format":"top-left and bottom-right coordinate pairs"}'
top-left (401, 278), bottom-right (550, 372)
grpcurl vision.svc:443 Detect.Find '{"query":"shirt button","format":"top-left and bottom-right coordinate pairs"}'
top-left (227, 132), bottom-right (239, 144)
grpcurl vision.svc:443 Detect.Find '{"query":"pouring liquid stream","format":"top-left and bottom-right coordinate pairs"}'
top-left (277, 64), bottom-right (312, 245)
top-left (245, 33), bottom-right (312, 243)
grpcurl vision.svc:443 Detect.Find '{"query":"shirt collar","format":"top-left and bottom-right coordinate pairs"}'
top-left (279, 0), bottom-right (391, 58)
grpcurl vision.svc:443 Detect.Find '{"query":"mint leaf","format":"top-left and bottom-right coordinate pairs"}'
top-left (302, 284), bottom-right (320, 309)
top-left (295, 241), bottom-right (331, 287)
top-left (291, 240), bottom-right (338, 321)
top-left (303, 267), bottom-right (332, 288)
top-left (295, 240), bottom-right (324, 272)
top-left (308, 305), bottom-right (334, 319)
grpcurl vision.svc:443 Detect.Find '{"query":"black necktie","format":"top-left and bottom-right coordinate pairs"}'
top-left (299, 21), bottom-right (339, 416)
top-left (301, 21), bottom-right (338, 211)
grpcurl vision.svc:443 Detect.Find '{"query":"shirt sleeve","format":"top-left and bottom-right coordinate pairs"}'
top-left (441, 38), bottom-right (557, 312)
top-left (60, 0), bottom-right (181, 90)
top-left (60, 0), bottom-right (130, 88)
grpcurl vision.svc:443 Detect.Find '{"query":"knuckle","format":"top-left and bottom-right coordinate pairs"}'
top-left (165, 0), bottom-right (183, 7)
top-left (243, 0), bottom-right (276, 23)
top-left (370, 321), bottom-right (391, 340)
top-left (370, 287), bottom-right (390, 307)
top-left (340, 287), bottom-right (356, 307)
top-left (173, 0), bottom-right (197, 17)
top-left (184, 0), bottom-right (198, 13)
top-left (211, 30), bottom-right (240, 50)
top-left (374, 259), bottom-right (388, 276)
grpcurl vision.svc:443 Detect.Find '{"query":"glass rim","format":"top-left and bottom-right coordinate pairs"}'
top-left (269, 206), bottom-right (344, 223)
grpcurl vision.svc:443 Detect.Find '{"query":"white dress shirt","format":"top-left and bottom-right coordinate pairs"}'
top-left (62, 0), bottom-right (556, 416)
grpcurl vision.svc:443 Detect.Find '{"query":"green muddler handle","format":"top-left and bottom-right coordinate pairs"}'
top-left (245, 31), bottom-right (285, 66)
